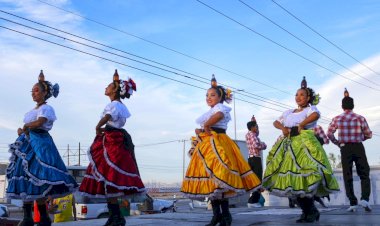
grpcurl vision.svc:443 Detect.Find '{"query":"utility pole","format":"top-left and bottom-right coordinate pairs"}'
top-left (78, 142), bottom-right (81, 166)
top-left (233, 89), bottom-right (244, 140)
top-left (67, 144), bottom-right (70, 166)
top-left (234, 95), bottom-right (236, 140)
top-left (182, 140), bottom-right (186, 179)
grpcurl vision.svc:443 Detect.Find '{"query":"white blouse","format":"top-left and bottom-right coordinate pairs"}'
top-left (277, 105), bottom-right (320, 129)
top-left (196, 103), bottom-right (231, 130)
top-left (102, 101), bottom-right (131, 129)
top-left (23, 104), bottom-right (57, 131)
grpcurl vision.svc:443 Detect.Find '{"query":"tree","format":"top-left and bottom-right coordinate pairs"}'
top-left (336, 155), bottom-right (342, 168)
top-left (328, 153), bottom-right (337, 169)
top-left (328, 152), bottom-right (342, 169)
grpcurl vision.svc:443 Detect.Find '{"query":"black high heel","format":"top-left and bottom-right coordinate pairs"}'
top-left (19, 203), bottom-right (34, 226)
top-left (205, 215), bottom-right (222, 226)
top-left (220, 215), bottom-right (232, 226)
top-left (296, 212), bottom-right (307, 223)
top-left (305, 209), bottom-right (320, 223)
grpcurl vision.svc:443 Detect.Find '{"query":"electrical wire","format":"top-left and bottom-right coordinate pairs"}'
top-left (271, 0), bottom-right (380, 77)
top-left (0, 12), bottom-right (293, 111)
top-left (195, 0), bottom-right (380, 92)
top-left (13, 3), bottom-right (378, 114)
top-left (0, 4), bottom-right (342, 115)
top-left (0, 24), bottom-right (378, 134)
top-left (0, 25), bottom-right (207, 91)
top-left (136, 140), bottom-right (185, 147)
top-left (34, 0), bottom-right (292, 95)
top-left (1, 14), bottom-right (380, 137)
top-left (239, 0), bottom-right (380, 87)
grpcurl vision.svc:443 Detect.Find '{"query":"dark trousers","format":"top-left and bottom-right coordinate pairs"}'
top-left (340, 143), bottom-right (371, 205)
top-left (248, 156), bottom-right (262, 203)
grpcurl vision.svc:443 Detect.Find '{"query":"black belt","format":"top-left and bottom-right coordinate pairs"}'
top-left (211, 127), bottom-right (226, 134)
top-left (30, 129), bottom-right (48, 134)
top-left (340, 142), bottom-right (362, 147)
top-left (105, 125), bottom-right (135, 151)
top-left (249, 155), bottom-right (261, 158)
top-left (288, 126), bottom-right (299, 137)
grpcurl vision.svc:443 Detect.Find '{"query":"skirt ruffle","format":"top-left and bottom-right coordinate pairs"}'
top-left (79, 130), bottom-right (145, 198)
top-left (263, 130), bottom-right (340, 198)
top-left (6, 131), bottom-right (78, 201)
top-left (181, 132), bottom-right (261, 199)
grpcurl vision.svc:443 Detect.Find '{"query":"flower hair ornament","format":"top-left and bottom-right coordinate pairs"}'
top-left (300, 76), bottom-right (320, 105)
top-left (113, 69), bottom-right (137, 99)
top-left (312, 93), bottom-right (320, 105)
top-left (38, 70), bottom-right (59, 100)
top-left (210, 74), bottom-right (233, 104)
top-left (225, 88), bottom-right (233, 104)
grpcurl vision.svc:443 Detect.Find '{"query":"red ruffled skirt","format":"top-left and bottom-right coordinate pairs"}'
top-left (79, 129), bottom-right (145, 198)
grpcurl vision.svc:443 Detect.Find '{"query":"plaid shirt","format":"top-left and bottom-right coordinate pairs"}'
top-left (314, 125), bottom-right (329, 145)
top-left (327, 110), bottom-right (372, 145)
top-left (245, 131), bottom-right (266, 157)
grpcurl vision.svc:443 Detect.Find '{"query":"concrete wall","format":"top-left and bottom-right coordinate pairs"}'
top-left (263, 165), bottom-right (380, 206)
top-left (0, 175), bottom-right (5, 198)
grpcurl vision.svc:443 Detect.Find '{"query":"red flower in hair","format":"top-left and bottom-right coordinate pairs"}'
top-left (128, 78), bottom-right (136, 91)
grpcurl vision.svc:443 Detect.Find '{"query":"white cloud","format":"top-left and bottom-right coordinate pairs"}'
top-left (0, 2), bottom-right (207, 183)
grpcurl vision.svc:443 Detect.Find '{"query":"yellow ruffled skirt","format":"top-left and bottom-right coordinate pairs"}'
top-left (181, 131), bottom-right (261, 199)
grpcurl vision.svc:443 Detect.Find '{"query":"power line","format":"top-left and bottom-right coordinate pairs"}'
top-left (271, 0), bottom-right (380, 77)
top-left (0, 25), bottom-right (207, 91)
top-left (12, 3), bottom-right (342, 114)
top-left (136, 140), bottom-right (185, 147)
top-left (195, 0), bottom-right (380, 92)
top-left (5, 3), bottom-right (377, 118)
top-left (0, 17), bottom-right (210, 86)
top-left (1, 19), bottom-right (379, 134)
top-left (238, 0), bottom-right (380, 87)
top-left (0, 23), bottom-right (290, 117)
top-left (0, 13), bottom-right (293, 112)
top-left (0, 10), bottom-right (208, 84)
top-left (34, 0), bottom-right (292, 95)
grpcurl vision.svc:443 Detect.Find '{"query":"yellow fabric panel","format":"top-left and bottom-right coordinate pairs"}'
top-left (181, 131), bottom-right (261, 199)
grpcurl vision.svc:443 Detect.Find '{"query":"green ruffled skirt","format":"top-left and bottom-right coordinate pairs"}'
top-left (263, 130), bottom-right (339, 197)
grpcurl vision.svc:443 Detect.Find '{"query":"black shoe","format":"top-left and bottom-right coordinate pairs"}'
top-left (305, 209), bottom-right (320, 223)
top-left (113, 215), bottom-right (126, 226)
top-left (17, 217), bottom-right (34, 226)
top-left (19, 203), bottom-right (34, 226)
top-left (289, 198), bottom-right (296, 208)
top-left (104, 215), bottom-right (126, 226)
top-left (205, 215), bottom-right (222, 226)
top-left (296, 212), bottom-right (306, 223)
top-left (103, 215), bottom-right (114, 226)
top-left (37, 217), bottom-right (52, 226)
top-left (314, 196), bottom-right (327, 208)
top-left (220, 213), bottom-right (232, 226)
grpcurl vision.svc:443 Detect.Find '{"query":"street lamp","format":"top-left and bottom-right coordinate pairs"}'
top-left (233, 89), bottom-right (244, 140)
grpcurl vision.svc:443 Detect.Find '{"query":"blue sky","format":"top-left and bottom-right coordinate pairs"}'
top-left (0, 0), bottom-right (380, 184)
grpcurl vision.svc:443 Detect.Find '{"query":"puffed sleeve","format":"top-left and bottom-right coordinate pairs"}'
top-left (307, 105), bottom-right (320, 117)
top-left (277, 109), bottom-right (292, 124)
top-left (120, 104), bottom-right (131, 119)
top-left (37, 105), bottom-right (57, 122)
top-left (103, 102), bottom-right (119, 120)
top-left (211, 103), bottom-right (231, 117)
